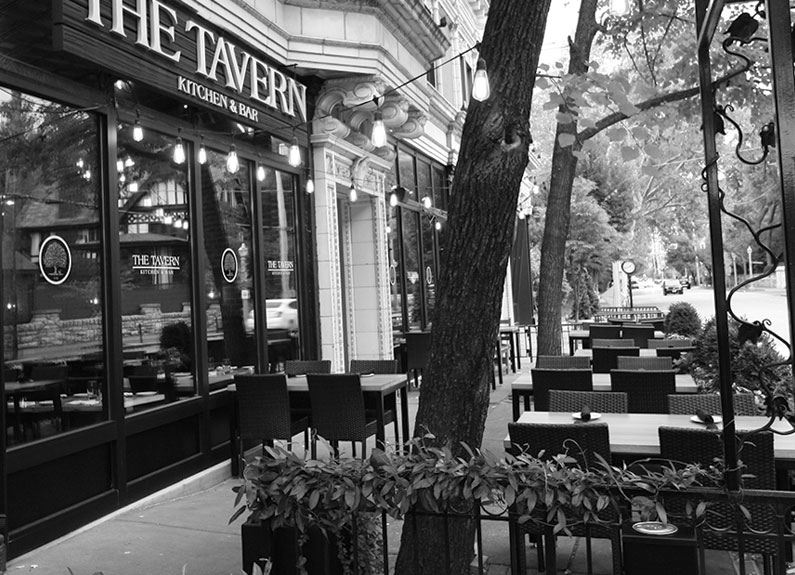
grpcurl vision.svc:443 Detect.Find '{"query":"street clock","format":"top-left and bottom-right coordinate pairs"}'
top-left (621, 260), bottom-right (636, 275)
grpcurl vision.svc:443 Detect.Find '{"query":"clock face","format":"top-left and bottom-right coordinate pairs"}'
top-left (622, 260), bottom-right (636, 274)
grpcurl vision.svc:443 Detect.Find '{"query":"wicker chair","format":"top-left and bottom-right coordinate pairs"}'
top-left (535, 355), bottom-right (591, 369)
top-left (648, 338), bottom-right (695, 361)
top-left (530, 368), bottom-right (592, 411)
top-left (609, 369), bottom-right (675, 413)
top-left (591, 338), bottom-right (634, 347)
top-left (405, 331), bottom-right (431, 388)
top-left (586, 324), bottom-right (622, 348)
top-left (548, 389), bottom-right (628, 413)
top-left (620, 324), bottom-right (656, 348)
top-left (667, 393), bottom-right (757, 416)
top-left (348, 359), bottom-right (398, 374)
top-left (658, 427), bottom-right (777, 569)
top-left (306, 374), bottom-right (379, 458)
top-left (283, 360), bottom-right (331, 377)
top-left (591, 346), bottom-right (639, 374)
top-left (616, 356), bottom-right (673, 370)
top-left (233, 374), bottom-right (310, 469)
top-left (507, 422), bottom-right (622, 575)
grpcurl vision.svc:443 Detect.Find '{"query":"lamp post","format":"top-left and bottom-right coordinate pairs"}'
top-left (746, 246), bottom-right (753, 283)
top-left (621, 260), bottom-right (636, 308)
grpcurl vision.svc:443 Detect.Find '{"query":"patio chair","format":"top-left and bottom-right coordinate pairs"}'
top-left (307, 374), bottom-right (379, 458)
top-left (609, 369), bottom-right (675, 413)
top-left (548, 389), bottom-right (628, 414)
top-left (348, 359), bottom-right (398, 374)
top-left (233, 374), bottom-right (310, 470)
top-left (616, 356), bottom-right (673, 370)
top-left (507, 422), bottom-right (622, 575)
top-left (283, 360), bottom-right (331, 377)
top-left (658, 427), bottom-right (777, 571)
top-left (405, 331), bottom-right (431, 388)
top-left (667, 392), bottom-right (757, 416)
top-left (530, 368), bottom-right (593, 411)
top-left (591, 338), bottom-right (634, 347)
top-left (591, 346), bottom-right (639, 374)
top-left (648, 338), bottom-right (695, 361)
top-left (535, 355), bottom-right (590, 369)
top-left (586, 324), bottom-right (622, 348)
top-left (620, 324), bottom-right (656, 348)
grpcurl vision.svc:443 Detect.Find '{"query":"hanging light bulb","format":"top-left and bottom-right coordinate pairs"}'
top-left (124, 155), bottom-right (134, 168)
top-left (386, 224), bottom-right (392, 234)
top-left (371, 111), bottom-right (387, 147)
top-left (349, 185), bottom-right (358, 202)
top-left (132, 110), bottom-right (144, 142)
top-left (288, 137), bottom-right (301, 167)
top-left (435, 220), bottom-right (442, 231)
top-left (226, 144), bottom-right (239, 173)
top-left (119, 173), bottom-right (126, 183)
top-left (198, 137), bottom-right (207, 165)
top-left (128, 181), bottom-right (139, 193)
top-left (116, 159), bottom-right (125, 172)
top-left (390, 192), bottom-right (398, 207)
top-left (305, 176), bottom-right (315, 194)
top-left (83, 168), bottom-right (92, 181)
top-left (422, 196), bottom-right (432, 209)
top-left (257, 164), bottom-right (266, 182)
top-left (173, 135), bottom-right (185, 164)
top-left (472, 58), bottom-right (491, 101)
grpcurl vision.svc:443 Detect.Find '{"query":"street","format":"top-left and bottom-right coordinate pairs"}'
top-left (627, 283), bottom-right (791, 354)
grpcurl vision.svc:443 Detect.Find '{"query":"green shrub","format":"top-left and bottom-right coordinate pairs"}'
top-left (664, 302), bottom-right (701, 338)
top-left (690, 316), bottom-right (790, 395)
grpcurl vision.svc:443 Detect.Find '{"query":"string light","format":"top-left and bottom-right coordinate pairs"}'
top-left (371, 111), bottom-right (387, 147)
top-left (128, 181), bottom-right (139, 193)
top-left (257, 163), bottom-right (266, 182)
top-left (226, 144), bottom-right (239, 173)
top-left (305, 176), bottom-right (315, 194)
top-left (288, 136), bottom-right (302, 167)
top-left (349, 185), bottom-right (358, 202)
top-left (124, 156), bottom-right (135, 168)
top-left (435, 220), bottom-right (442, 231)
top-left (132, 110), bottom-right (144, 142)
top-left (422, 196), bottom-right (432, 209)
top-left (173, 130), bottom-right (185, 164)
top-left (116, 159), bottom-right (124, 172)
top-left (472, 58), bottom-right (491, 101)
top-left (198, 136), bottom-right (207, 165)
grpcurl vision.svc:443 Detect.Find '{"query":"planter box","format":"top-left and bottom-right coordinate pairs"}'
top-left (241, 521), bottom-right (343, 575)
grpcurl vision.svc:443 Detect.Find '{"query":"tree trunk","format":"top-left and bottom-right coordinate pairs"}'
top-left (393, 1), bottom-right (551, 573)
top-left (536, 0), bottom-right (599, 355)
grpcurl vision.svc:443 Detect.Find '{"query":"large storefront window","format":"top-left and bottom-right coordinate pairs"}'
top-left (259, 167), bottom-right (299, 369)
top-left (1, 89), bottom-right (104, 445)
top-left (389, 209), bottom-right (403, 333)
top-left (402, 210), bottom-right (422, 330)
top-left (201, 149), bottom-right (257, 378)
top-left (117, 126), bottom-right (194, 408)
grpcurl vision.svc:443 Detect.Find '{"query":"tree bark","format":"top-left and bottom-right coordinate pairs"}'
top-left (393, 0), bottom-right (551, 573)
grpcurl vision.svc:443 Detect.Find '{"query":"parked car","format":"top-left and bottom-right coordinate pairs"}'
top-left (266, 298), bottom-right (299, 330)
top-left (679, 277), bottom-right (692, 289)
top-left (662, 279), bottom-right (684, 295)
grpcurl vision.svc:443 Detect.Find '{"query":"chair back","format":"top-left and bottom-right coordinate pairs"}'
top-left (616, 356), bottom-right (673, 370)
top-left (587, 324), bottom-right (622, 347)
top-left (591, 338), bottom-right (634, 347)
top-left (648, 338), bottom-right (694, 348)
top-left (620, 324), bottom-right (656, 348)
top-left (591, 347), bottom-right (639, 373)
top-left (284, 360), bottom-right (331, 376)
top-left (234, 374), bottom-right (293, 441)
top-left (30, 364), bottom-right (68, 380)
top-left (349, 359), bottom-right (398, 374)
top-left (508, 422), bottom-right (610, 468)
top-left (530, 368), bottom-right (592, 411)
top-left (405, 332), bottom-right (432, 370)
top-left (307, 374), bottom-right (369, 442)
top-left (609, 369), bottom-right (675, 413)
top-left (667, 393), bottom-right (757, 416)
top-left (4, 367), bottom-right (18, 382)
top-left (548, 390), bottom-right (628, 414)
top-left (535, 355), bottom-right (591, 369)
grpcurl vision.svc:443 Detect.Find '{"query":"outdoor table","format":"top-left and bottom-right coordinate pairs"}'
top-left (567, 329), bottom-right (665, 355)
top-left (510, 371), bottom-right (698, 421)
top-left (499, 324), bottom-right (522, 372)
top-left (226, 373), bottom-right (409, 471)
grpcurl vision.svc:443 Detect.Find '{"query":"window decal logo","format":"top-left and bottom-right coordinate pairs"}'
top-left (39, 235), bottom-right (72, 285)
top-left (222, 248), bottom-right (239, 283)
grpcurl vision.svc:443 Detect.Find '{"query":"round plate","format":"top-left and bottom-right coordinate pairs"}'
top-left (632, 521), bottom-right (678, 536)
top-left (691, 415), bottom-right (722, 424)
top-left (572, 412), bottom-right (601, 420)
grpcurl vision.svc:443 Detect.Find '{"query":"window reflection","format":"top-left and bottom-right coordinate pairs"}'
top-left (117, 125), bottom-right (194, 409)
top-left (201, 149), bottom-right (257, 382)
top-left (402, 210), bottom-right (422, 330)
top-left (0, 88), bottom-right (104, 444)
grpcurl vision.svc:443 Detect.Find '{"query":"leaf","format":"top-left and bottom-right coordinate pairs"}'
top-left (621, 146), bottom-right (640, 162)
top-left (631, 126), bottom-right (648, 140)
top-left (572, 151), bottom-right (586, 161)
top-left (619, 100), bottom-right (640, 116)
top-left (556, 112), bottom-right (574, 124)
top-left (607, 128), bottom-right (624, 142)
top-left (229, 505), bottom-right (247, 525)
top-left (308, 489), bottom-right (320, 509)
top-left (589, 60), bottom-right (600, 71)
top-left (579, 117), bottom-right (596, 129)
top-left (558, 134), bottom-right (576, 148)
top-left (536, 77), bottom-right (550, 90)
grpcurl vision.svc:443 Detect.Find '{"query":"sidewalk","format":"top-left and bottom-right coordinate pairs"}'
top-left (3, 362), bottom-right (737, 575)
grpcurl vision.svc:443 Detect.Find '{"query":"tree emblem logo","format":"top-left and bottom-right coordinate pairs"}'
top-left (39, 235), bottom-right (72, 285)
top-left (221, 248), bottom-right (238, 283)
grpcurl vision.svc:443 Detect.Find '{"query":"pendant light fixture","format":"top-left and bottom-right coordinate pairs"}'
top-left (132, 110), bottom-right (144, 142)
top-left (349, 185), bottom-right (358, 202)
top-left (305, 176), bottom-right (315, 194)
top-left (226, 144), bottom-right (239, 174)
top-left (472, 58), bottom-right (491, 101)
top-left (198, 136), bottom-right (207, 165)
top-left (173, 130), bottom-right (185, 164)
top-left (371, 111), bottom-right (387, 147)
top-left (288, 135), bottom-right (302, 167)
top-left (257, 163), bottom-right (266, 182)
top-left (422, 196), bottom-right (432, 209)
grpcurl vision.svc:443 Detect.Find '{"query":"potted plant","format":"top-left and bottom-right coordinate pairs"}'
top-left (230, 435), bottom-right (718, 575)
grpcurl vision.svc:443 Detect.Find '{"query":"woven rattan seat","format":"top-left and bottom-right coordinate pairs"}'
top-left (609, 369), bottom-right (675, 413)
top-left (284, 360), bottom-right (331, 377)
top-left (548, 389), bottom-right (628, 413)
top-left (507, 422), bottom-right (622, 574)
top-left (616, 356), bottom-right (673, 370)
top-left (530, 368), bottom-right (592, 411)
top-left (586, 324), bottom-right (622, 348)
top-left (592, 346), bottom-right (639, 373)
top-left (233, 374), bottom-right (310, 467)
top-left (535, 355), bottom-right (591, 369)
top-left (307, 374), bottom-right (379, 458)
top-left (667, 393), bottom-right (757, 416)
top-left (620, 324), bottom-right (656, 348)
top-left (591, 338), bottom-right (634, 347)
